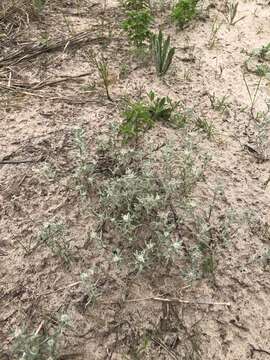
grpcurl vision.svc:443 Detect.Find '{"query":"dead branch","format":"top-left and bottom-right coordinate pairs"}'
top-left (0, 30), bottom-right (115, 68)
top-left (103, 296), bottom-right (231, 307)
top-left (125, 296), bottom-right (231, 306)
top-left (0, 158), bottom-right (43, 165)
top-left (0, 71), bottom-right (93, 90)
top-left (250, 343), bottom-right (270, 357)
top-left (0, 84), bottom-right (107, 104)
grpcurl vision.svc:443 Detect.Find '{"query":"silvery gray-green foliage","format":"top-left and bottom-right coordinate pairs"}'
top-left (252, 104), bottom-right (270, 160)
top-left (151, 30), bottom-right (175, 77)
top-left (96, 141), bottom-right (210, 271)
top-left (38, 222), bottom-right (71, 265)
top-left (73, 131), bottom-right (237, 276)
top-left (80, 268), bottom-right (101, 306)
top-left (73, 128), bottom-right (94, 197)
top-left (181, 186), bottom-right (240, 280)
top-left (12, 315), bottom-right (69, 360)
top-left (74, 128), bottom-right (87, 156)
top-left (254, 43), bottom-right (270, 61)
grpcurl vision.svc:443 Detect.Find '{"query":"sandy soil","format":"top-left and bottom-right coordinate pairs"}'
top-left (0, 0), bottom-right (270, 359)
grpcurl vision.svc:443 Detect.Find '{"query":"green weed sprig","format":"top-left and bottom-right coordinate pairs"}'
top-left (171, 0), bottom-right (198, 29)
top-left (122, 9), bottom-right (153, 47)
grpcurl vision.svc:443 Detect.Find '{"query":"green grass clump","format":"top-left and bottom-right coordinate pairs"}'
top-left (195, 117), bottom-right (215, 139)
top-left (151, 30), bottom-right (175, 77)
top-left (224, 1), bottom-right (246, 26)
top-left (122, 9), bottom-right (153, 47)
top-left (171, 0), bottom-right (198, 28)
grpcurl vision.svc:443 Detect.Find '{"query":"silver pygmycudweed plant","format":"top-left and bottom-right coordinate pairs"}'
top-left (38, 222), bottom-right (71, 265)
top-left (12, 315), bottom-right (70, 360)
top-left (96, 140), bottom-right (210, 271)
top-left (74, 128), bottom-right (95, 197)
top-left (80, 269), bottom-right (101, 307)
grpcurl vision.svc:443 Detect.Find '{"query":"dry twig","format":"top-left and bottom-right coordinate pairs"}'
top-left (105, 296), bottom-right (231, 307)
top-left (0, 31), bottom-right (114, 68)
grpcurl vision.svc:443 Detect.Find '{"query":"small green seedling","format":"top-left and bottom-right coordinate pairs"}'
top-left (208, 18), bottom-right (223, 49)
top-left (119, 101), bottom-right (154, 142)
top-left (245, 43), bottom-right (270, 78)
top-left (147, 90), bottom-right (179, 122)
top-left (171, 0), bottom-right (198, 29)
top-left (208, 93), bottom-right (230, 116)
top-left (224, 1), bottom-right (246, 26)
top-left (89, 53), bottom-right (112, 101)
top-left (119, 91), bottom-right (180, 141)
top-left (255, 64), bottom-right (270, 77)
top-left (243, 73), bottom-right (262, 120)
top-left (195, 117), bottom-right (215, 139)
top-left (151, 30), bottom-right (175, 77)
top-left (256, 43), bottom-right (270, 60)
